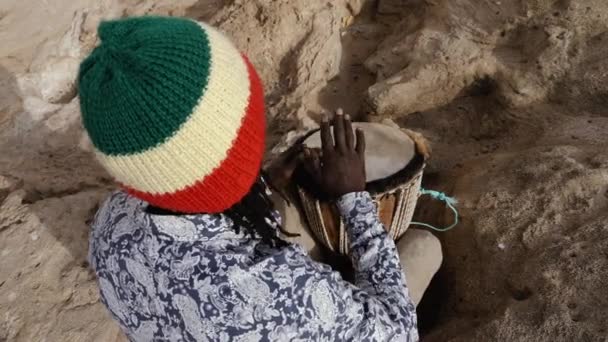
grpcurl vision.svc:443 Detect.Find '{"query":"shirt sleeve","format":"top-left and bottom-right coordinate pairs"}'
top-left (335, 191), bottom-right (418, 340)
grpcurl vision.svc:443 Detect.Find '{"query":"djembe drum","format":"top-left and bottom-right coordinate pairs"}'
top-left (295, 122), bottom-right (426, 255)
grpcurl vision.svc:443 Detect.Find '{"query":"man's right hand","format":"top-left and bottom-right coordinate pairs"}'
top-left (302, 110), bottom-right (366, 199)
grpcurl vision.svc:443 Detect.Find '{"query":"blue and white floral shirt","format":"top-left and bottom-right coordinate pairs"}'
top-left (89, 191), bottom-right (418, 341)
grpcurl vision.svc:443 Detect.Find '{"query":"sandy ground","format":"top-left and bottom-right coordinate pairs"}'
top-left (1, 0), bottom-right (607, 341)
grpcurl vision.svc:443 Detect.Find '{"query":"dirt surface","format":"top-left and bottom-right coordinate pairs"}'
top-left (1, 0), bottom-right (607, 341)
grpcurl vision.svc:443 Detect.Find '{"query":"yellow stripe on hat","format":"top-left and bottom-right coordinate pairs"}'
top-left (95, 22), bottom-right (251, 195)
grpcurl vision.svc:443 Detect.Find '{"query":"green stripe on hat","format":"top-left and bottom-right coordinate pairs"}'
top-left (78, 16), bottom-right (211, 155)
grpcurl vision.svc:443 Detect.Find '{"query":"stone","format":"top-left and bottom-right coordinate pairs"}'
top-left (0, 175), bottom-right (20, 204)
top-left (346, 0), bottom-right (366, 16)
top-left (44, 99), bottom-right (80, 133)
top-left (8, 94), bottom-right (62, 141)
top-left (27, 11), bottom-right (88, 104)
top-left (377, 0), bottom-right (416, 15)
top-left (365, 27), bottom-right (488, 116)
top-left (37, 57), bottom-right (80, 104)
top-left (0, 190), bottom-right (29, 232)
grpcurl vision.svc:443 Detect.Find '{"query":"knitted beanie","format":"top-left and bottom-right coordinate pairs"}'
top-left (78, 16), bottom-right (266, 213)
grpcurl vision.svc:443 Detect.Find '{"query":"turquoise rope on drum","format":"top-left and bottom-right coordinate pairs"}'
top-left (410, 188), bottom-right (459, 232)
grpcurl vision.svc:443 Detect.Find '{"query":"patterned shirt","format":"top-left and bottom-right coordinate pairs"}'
top-left (89, 190), bottom-right (418, 341)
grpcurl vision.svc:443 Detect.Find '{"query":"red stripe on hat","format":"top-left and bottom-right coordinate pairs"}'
top-left (124, 55), bottom-right (266, 213)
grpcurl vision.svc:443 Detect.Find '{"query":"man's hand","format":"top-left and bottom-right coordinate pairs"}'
top-left (303, 110), bottom-right (366, 198)
top-left (265, 143), bottom-right (303, 202)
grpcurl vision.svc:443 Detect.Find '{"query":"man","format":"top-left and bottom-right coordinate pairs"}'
top-left (81, 16), bottom-right (419, 341)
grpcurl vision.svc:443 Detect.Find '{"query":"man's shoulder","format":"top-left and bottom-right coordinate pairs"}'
top-left (89, 190), bottom-right (144, 243)
top-left (95, 190), bottom-right (140, 220)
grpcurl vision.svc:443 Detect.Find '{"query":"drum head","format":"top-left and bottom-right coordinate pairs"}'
top-left (302, 122), bottom-right (416, 182)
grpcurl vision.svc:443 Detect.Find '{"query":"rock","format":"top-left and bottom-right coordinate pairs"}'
top-left (365, 16), bottom-right (490, 115)
top-left (44, 99), bottom-right (81, 134)
top-left (78, 132), bottom-right (95, 153)
top-left (210, 0), bottom-right (350, 126)
top-left (26, 11), bottom-right (88, 104)
top-left (377, 0), bottom-right (417, 15)
top-left (346, 0), bottom-right (366, 16)
top-left (304, 33), bottom-right (343, 87)
top-left (9, 94), bottom-right (62, 140)
top-left (37, 58), bottom-right (80, 104)
top-left (0, 175), bottom-right (20, 204)
top-left (363, 0), bottom-right (592, 117)
top-left (0, 69), bottom-right (22, 124)
top-left (0, 190), bottom-right (29, 232)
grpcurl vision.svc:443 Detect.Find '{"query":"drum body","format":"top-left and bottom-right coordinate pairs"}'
top-left (295, 122), bottom-right (425, 255)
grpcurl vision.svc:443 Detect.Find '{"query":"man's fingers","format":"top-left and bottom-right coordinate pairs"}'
top-left (311, 149), bottom-right (324, 185)
top-left (282, 145), bottom-right (303, 173)
top-left (355, 128), bottom-right (366, 161)
top-left (310, 149), bottom-right (323, 181)
top-left (344, 114), bottom-right (354, 150)
top-left (300, 149), bottom-right (314, 174)
top-left (333, 109), bottom-right (347, 152)
top-left (320, 116), bottom-right (333, 154)
top-left (301, 148), bottom-right (323, 184)
top-left (283, 144), bottom-right (303, 164)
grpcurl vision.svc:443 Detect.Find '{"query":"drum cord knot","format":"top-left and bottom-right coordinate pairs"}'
top-left (410, 188), bottom-right (459, 232)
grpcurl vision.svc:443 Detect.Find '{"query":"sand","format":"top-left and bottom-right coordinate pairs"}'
top-left (0, 0), bottom-right (607, 341)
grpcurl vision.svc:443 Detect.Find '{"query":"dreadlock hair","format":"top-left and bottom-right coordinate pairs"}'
top-left (147, 175), bottom-right (296, 247)
top-left (224, 176), bottom-right (296, 247)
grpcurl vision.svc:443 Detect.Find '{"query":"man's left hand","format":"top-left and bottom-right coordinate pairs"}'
top-left (264, 143), bottom-right (304, 202)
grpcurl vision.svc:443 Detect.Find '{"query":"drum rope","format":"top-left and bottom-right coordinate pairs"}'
top-left (410, 188), bottom-right (459, 232)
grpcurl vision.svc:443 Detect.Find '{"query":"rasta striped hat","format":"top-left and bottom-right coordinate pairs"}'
top-left (78, 16), bottom-right (266, 213)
